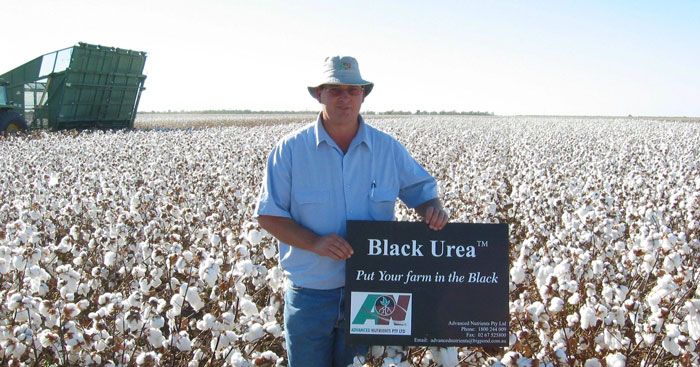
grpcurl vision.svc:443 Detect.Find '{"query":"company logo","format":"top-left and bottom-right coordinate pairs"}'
top-left (350, 292), bottom-right (412, 335)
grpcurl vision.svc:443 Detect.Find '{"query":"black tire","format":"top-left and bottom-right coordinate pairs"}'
top-left (0, 110), bottom-right (28, 133)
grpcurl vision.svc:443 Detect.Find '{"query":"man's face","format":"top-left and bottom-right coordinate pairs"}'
top-left (316, 85), bottom-right (365, 123)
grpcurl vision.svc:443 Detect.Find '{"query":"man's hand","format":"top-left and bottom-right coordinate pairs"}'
top-left (416, 199), bottom-right (449, 231)
top-left (311, 234), bottom-right (354, 260)
top-left (424, 205), bottom-right (449, 230)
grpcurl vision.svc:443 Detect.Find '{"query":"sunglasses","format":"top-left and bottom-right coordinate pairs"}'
top-left (321, 85), bottom-right (364, 97)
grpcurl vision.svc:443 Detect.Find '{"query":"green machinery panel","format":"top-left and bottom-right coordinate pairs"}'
top-left (0, 42), bottom-right (146, 130)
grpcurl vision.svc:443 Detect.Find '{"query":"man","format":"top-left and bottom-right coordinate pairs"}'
top-left (255, 56), bottom-right (448, 367)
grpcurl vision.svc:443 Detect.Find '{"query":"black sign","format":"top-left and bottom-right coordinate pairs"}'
top-left (345, 221), bottom-right (509, 347)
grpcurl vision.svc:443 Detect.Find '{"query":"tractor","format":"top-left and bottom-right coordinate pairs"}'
top-left (0, 79), bottom-right (28, 133)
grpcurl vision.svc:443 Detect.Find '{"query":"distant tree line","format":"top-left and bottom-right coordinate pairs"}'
top-left (143, 109), bottom-right (495, 116)
top-left (365, 110), bottom-right (494, 116)
top-left (143, 109), bottom-right (318, 114)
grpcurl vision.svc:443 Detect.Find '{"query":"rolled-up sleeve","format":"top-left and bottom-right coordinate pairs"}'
top-left (255, 142), bottom-right (293, 219)
top-left (395, 142), bottom-right (438, 208)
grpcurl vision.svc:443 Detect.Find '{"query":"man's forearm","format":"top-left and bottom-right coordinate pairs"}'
top-left (256, 215), bottom-right (319, 252)
top-left (256, 215), bottom-right (354, 260)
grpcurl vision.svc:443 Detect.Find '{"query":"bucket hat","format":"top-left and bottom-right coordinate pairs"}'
top-left (307, 56), bottom-right (374, 99)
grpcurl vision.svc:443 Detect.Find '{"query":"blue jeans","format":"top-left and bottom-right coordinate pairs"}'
top-left (284, 286), bottom-right (367, 367)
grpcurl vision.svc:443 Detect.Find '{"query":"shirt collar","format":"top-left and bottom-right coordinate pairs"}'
top-left (314, 113), bottom-right (372, 152)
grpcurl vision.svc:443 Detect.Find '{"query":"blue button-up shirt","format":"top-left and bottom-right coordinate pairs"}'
top-left (255, 115), bottom-right (437, 289)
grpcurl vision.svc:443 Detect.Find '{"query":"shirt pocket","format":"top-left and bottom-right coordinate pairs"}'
top-left (294, 189), bottom-right (331, 226)
top-left (369, 188), bottom-right (398, 220)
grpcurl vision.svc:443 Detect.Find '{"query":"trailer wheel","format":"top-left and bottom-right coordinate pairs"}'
top-left (0, 110), bottom-right (28, 134)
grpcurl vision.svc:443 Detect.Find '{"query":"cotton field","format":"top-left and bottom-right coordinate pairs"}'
top-left (1, 114), bottom-right (699, 367)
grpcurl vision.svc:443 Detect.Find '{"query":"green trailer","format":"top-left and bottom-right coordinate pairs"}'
top-left (0, 42), bottom-right (146, 132)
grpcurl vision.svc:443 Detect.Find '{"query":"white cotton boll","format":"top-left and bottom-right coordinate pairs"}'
top-left (606, 307), bottom-right (626, 326)
top-left (604, 352), bottom-right (626, 367)
top-left (263, 245), bottom-right (277, 259)
top-left (175, 257), bottom-right (188, 272)
top-left (136, 351), bottom-right (160, 365)
top-left (185, 287), bottom-right (205, 311)
top-left (642, 332), bottom-right (657, 345)
top-left (245, 229), bottom-right (263, 245)
top-left (150, 315), bottom-right (165, 329)
top-left (97, 293), bottom-right (113, 305)
top-left (197, 313), bottom-right (216, 331)
top-left (526, 302), bottom-right (545, 323)
top-left (49, 173), bottom-right (60, 187)
top-left (63, 303), bottom-right (81, 318)
top-left (244, 322), bottom-right (265, 341)
top-left (685, 300), bottom-right (700, 340)
top-left (549, 297), bottom-right (565, 313)
top-left (69, 225), bottom-right (79, 240)
top-left (229, 351), bottom-right (249, 367)
top-left (580, 305), bottom-right (597, 330)
top-left (591, 260), bottom-right (604, 275)
top-left (170, 294), bottom-right (184, 315)
top-left (210, 234), bottom-right (221, 246)
top-left (27, 265), bottom-right (51, 281)
top-left (662, 335), bottom-right (681, 356)
top-left (235, 244), bottom-right (250, 257)
top-left (264, 321), bottom-right (282, 337)
top-left (219, 331), bottom-right (240, 350)
top-left (220, 312), bottom-right (236, 330)
top-left (95, 339), bottom-right (108, 352)
top-left (500, 351), bottom-right (520, 365)
top-left (38, 329), bottom-right (59, 348)
top-left (127, 292), bottom-right (142, 308)
top-left (7, 340), bottom-right (26, 358)
top-left (147, 328), bottom-right (165, 348)
top-left (554, 348), bottom-right (567, 363)
top-left (175, 331), bottom-right (192, 351)
top-left (183, 251), bottom-right (194, 262)
top-left (255, 351), bottom-right (280, 365)
top-left (198, 258), bottom-right (220, 287)
top-left (509, 333), bottom-right (517, 347)
top-left (131, 265), bottom-right (146, 278)
top-left (538, 285), bottom-right (551, 300)
top-left (265, 266), bottom-right (286, 291)
top-left (236, 259), bottom-right (255, 277)
top-left (510, 262), bottom-right (526, 284)
top-left (553, 260), bottom-right (570, 279)
top-left (584, 358), bottom-right (602, 367)
top-left (565, 280), bottom-right (578, 294)
top-left (13, 254), bottom-right (28, 270)
top-left (534, 264), bottom-right (553, 288)
top-left (139, 279), bottom-right (151, 293)
top-left (568, 293), bottom-right (580, 305)
top-left (604, 329), bottom-right (624, 350)
top-left (435, 347), bottom-right (459, 367)
top-left (662, 253), bottom-right (682, 273)
top-left (6, 293), bottom-right (23, 311)
top-left (235, 282), bottom-right (247, 297)
top-left (104, 251), bottom-right (117, 267)
top-left (0, 258), bottom-right (9, 274)
top-left (383, 356), bottom-right (400, 365)
top-left (240, 297), bottom-right (259, 317)
top-left (211, 333), bottom-right (230, 352)
top-left (646, 292), bottom-right (662, 310)
top-left (601, 285), bottom-right (615, 305)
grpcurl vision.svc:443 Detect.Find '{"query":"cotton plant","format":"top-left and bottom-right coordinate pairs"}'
top-left (0, 115), bottom-right (699, 365)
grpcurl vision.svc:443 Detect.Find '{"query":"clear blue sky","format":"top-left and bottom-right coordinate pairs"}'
top-left (3, 0), bottom-right (698, 116)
